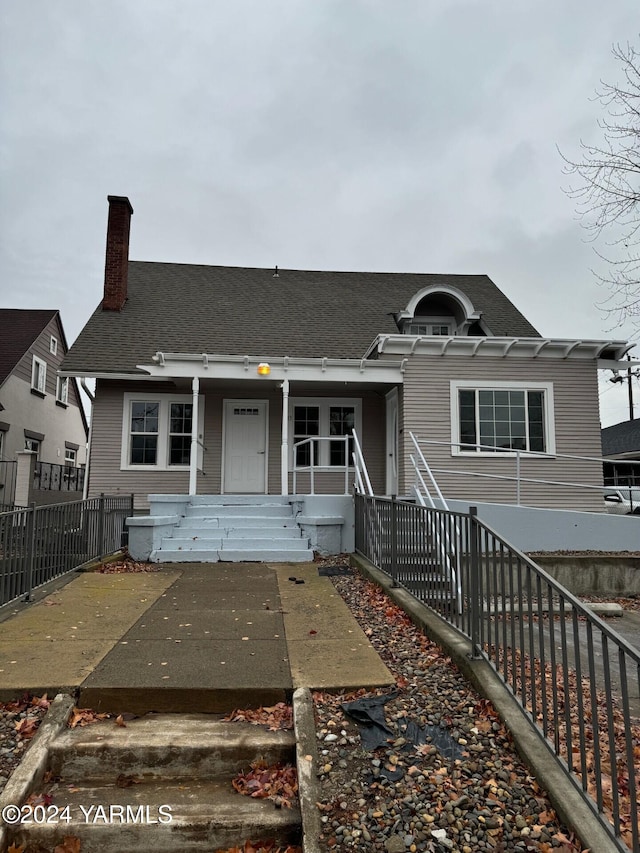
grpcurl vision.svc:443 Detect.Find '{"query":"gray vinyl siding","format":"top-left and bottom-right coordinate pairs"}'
top-left (2, 315), bottom-right (87, 465)
top-left (400, 355), bottom-right (603, 510)
top-left (89, 380), bottom-right (190, 509)
top-left (15, 316), bottom-right (61, 393)
top-left (14, 315), bottom-right (84, 412)
top-left (90, 380), bottom-right (386, 508)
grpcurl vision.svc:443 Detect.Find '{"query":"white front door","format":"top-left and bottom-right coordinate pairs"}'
top-left (385, 388), bottom-right (399, 496)
top-left (223, 400), bottom-right (268, 493)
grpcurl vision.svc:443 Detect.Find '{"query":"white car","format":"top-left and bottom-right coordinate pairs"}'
top-left (603, 488), bottom-right (640, 516)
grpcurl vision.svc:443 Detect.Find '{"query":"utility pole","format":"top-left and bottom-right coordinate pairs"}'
top-left (610, 353), bottom-right (640, 421)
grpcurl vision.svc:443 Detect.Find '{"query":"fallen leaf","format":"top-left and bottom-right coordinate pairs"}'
top-left (54, 837), bottom-right (82, 853)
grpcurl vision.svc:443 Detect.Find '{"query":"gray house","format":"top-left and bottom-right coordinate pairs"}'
top-left (0, 309), bottom-right (88, 506)
top-left (602, 419), bottom-right (640, 487)
top-left (61, 196), bottom-right (631, 559)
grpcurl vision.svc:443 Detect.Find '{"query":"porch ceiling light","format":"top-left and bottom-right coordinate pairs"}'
top-left (257, 362), bottom-right (271, 376)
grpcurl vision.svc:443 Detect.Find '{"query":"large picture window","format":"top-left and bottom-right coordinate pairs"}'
top-left (121, 394), bottom-right (203, 470)
top-left (290, 398), bottom-right (361, 469)
top-left (451, 381), bottom-right (554, 455)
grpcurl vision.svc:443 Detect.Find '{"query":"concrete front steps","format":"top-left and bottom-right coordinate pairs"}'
top-left (11, 714), bottom-right (301, 853)
top-left (151, 496), bottom-right (314, 563)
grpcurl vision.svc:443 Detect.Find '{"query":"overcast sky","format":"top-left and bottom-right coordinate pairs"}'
top-left (1, 1), bottom-right (638, 427)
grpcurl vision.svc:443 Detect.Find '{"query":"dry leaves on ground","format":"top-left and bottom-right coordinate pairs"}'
top-left (97, 551), bottom-right (158, 573)
top-left (231, 760), bottom-right (298, 808)
top-left (224, 703), bottom-right (293, 731)
top-left (67, 707), bottom-right (110, 728)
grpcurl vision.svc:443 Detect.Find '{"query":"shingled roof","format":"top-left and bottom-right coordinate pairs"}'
top-left (63, 262), bottom-right (541, 375)
top-left (0, 309), bottom-right (58, 385)
top-left (602, 419), bottom-right (640, 458)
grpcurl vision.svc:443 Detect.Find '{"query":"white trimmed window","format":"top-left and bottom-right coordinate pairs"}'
top-left (25, 438), bottom-right (40, 457)
top-left (450, 381), bottom-right (555, 455)
top-left (290, 398), bottom-right (361, 469)
top-left (121, 393), bottom-right (204, 470)
top-left (410, 319), bottom-right (453, 335)
top-left (31, 356), bottom-right (47, 394)
top-left (50, 336), bottom-right (58, 355)
top-left (64, 447), bottom-right (77, 466)
top-left (56, 376), bottom-right (69, 404)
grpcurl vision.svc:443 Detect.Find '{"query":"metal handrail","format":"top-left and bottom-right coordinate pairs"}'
top-left (351, 429), bottom-right (373, 496)
top-left (292, 435), bottom-right (350, 495)
top-left (409, 434), bottom-right (462, 612)
top-left (355, 493), bottom-right (640, 853)
top-left (410, 434), bottom-right (640, 507)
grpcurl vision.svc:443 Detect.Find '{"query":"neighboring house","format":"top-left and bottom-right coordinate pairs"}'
top-left (602, 419), bottom-right (640, 487)
top-left (0, 309), bottom-right (88, 505)
top-left (62, 196), bottom-right (632, 514)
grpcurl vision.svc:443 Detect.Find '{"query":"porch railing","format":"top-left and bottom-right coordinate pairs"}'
top-left (355, 493), bottom-right (640, 853)
top-left (292, 435), bottom-right (351, 495)
top-left (0, 494), bottom-right (133, 607)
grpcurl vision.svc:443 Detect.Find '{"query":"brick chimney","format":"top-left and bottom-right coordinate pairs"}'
top-left (102, 195), bottom-right (134, 311)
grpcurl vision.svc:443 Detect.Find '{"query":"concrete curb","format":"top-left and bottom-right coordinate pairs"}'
top-left (0, 693), bottom-right (75, 851)
top-left (352, 555), bottom-right (621, 853)
top-left (293, 687), bottom-right (321, 853)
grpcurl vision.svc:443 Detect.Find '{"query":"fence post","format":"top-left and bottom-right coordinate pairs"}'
top-left (98, 493), bottom-right (106, 557)
top-left (390, 495), bottom-right (398, 587)
top-left (25, 502), bottom-right (37, 602)
top-left (469, 506), bottom-right (482, 659)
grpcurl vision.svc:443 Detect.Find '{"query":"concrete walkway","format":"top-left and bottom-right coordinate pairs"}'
top-left (0, 563), bottom-right (393, 713)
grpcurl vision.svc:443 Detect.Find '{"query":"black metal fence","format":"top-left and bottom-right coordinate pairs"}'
top-left (355, 493), bottom-right (640, 853)
top-left (33, 461), bottom-right (85, 493)
top-left (0, 494), bottom-right (133, 607)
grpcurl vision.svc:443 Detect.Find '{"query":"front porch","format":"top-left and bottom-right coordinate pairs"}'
top-left (127, 493), bottom-right (355, 562)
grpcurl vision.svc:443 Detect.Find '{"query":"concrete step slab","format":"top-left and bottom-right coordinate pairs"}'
top-left (221, 549), bottom-right (315, 563)
top-left (163, 538), bottom-right (308, 551)
top-left (49, 715), bottom-right (295, 781)
top-left (12, 777), bottom-right (301, 853)
top-left (186, 506), bottom-right (293, 518)
top-left (173, 526), bottom-right (303, 539)
top-left (189, 495), bottom-right (292, 506)
top-left (150, 549), bottom-right (221, 562)
top-left (178, 517), bottom-right (299, 529)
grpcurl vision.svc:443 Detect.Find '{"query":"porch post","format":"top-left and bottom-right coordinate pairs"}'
top-left (280, 378), bottom-right (289, 495)
top-left (189, 376), bottom-right (199, 496)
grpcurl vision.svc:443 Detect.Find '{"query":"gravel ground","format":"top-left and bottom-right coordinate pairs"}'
top-left (0, 695), bottom-right (49, 795)
top-left (314, 568), bottom-right (589, 853)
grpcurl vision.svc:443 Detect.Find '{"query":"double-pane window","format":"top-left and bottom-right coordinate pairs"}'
top-left (169, 403), bottom-right (193, 465)
top-left (125, 396), bottom-right (201, 469)
top-left (294, 406), bottom-right (319, 466)
top-left (130, 402), bottom-right (159, 465)
top-left (291, 400), bottom-right (359, 468)
top-left (329, 406), bottom-right (355, 466)
top-left (31, 357), bottom-right (47, 393)
top-left (56, 376), bottom-right (69, 404)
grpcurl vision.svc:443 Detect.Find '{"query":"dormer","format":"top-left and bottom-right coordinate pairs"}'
top-left (396, 284), bottom-right (488, 337)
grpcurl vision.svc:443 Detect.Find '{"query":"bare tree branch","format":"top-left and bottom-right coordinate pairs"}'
top-left (560, 41), bottom-right (640, 324)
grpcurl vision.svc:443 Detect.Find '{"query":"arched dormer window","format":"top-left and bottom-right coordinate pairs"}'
top-left (396, 284), bottom-right (486, 337)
